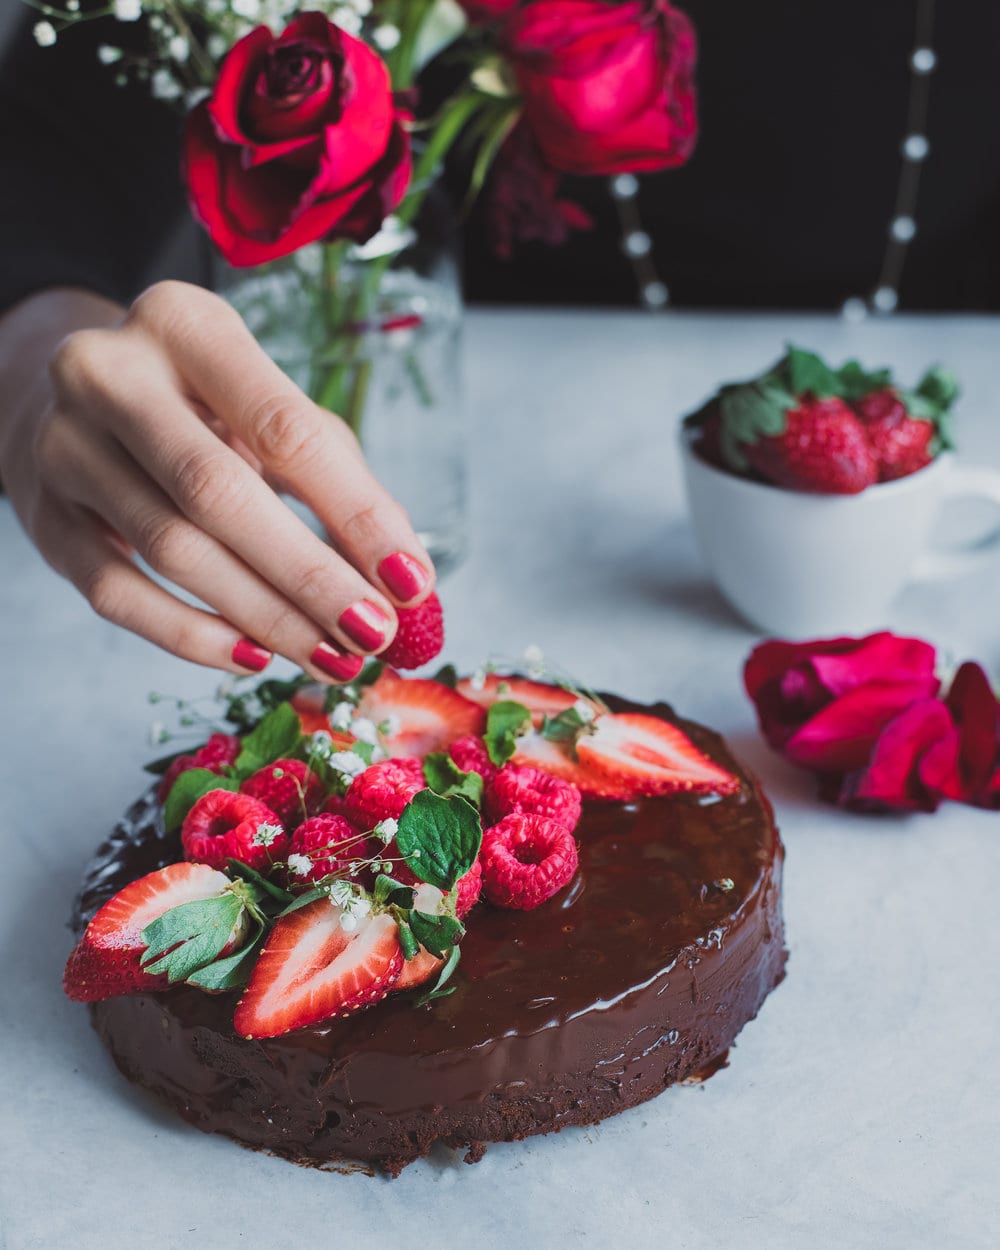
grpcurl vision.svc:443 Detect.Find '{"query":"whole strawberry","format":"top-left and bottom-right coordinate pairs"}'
top-left (742, 395), bottom-right (876, 495)
top-left (852, 371), bottom-right (956, 481)
top-left (381, 592), bottom-right (444, 670)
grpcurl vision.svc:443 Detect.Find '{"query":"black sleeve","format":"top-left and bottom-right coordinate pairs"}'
top-left (0, 12), bottom-right (188, 314)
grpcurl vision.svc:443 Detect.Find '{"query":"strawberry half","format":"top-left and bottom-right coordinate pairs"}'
top-left (290, 686), bottom-right (356, 741)
top-left (64, 862), bottom-right (231, 1002)
top-left (512, 729), bottom-right (635, 800)
top-left (456, 674), bottom-right (597, 725)
top-left (357, 669), bottom-right (485, 757)
top-left (233, 901), bottom-right (402, 1038)
top-left (576, 713), bottom-right (740, 797)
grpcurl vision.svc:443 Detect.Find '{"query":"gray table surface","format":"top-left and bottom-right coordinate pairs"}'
top-left (2, 310), bottom-right (998, 1250)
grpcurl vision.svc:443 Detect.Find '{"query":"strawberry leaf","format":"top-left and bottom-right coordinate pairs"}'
top-left (717, 380), bottom-right (791, 471)
top-left (432, 663), bottom-right (459, 688)
top-left (397, 914), bottom-right (420, 962)
top-left (485, 700), bottom-right (532, 766)
top-left (541, 704), bottom-right (595, 746)
top-left (422, 753), bottom-right (484, 805)
top-left (786, 346), bottom-right (842, 398)
top-left (235, 702), bottom-right (303, 776)
top-left (223, 674), bottom-right (309, 731)
top-left (836, 359), bottom-right (893, 400)
top-left (225, 860), bottom-right (295, 908)
top-left (186, 923), bottom-right (265, 992)
top-left (415, 945), bottom-right (461, 1007)
top-left (373, 875), bottom-right (415, 909)
top-left (915, 366), bottom-right (960, 412)
top-left (395, 790), bottom-right (482, 891)
top-left (140, 893), bottom-right (245, 983)
top-left (163, 768), bottom-right (239, 833)
top-left (408, 909), bottom-right (465, 958)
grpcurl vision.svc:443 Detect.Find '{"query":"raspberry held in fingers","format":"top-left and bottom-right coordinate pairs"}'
top-left (231, 638), bottom-right (272, 672)
top-left (311, 642), bottom-right (365, 682)
top-left (378, 551), bottom-right (431, 602)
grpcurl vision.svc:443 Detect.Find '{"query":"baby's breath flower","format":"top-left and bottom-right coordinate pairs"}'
top-left (329, 879), bottom-right (354, 908)
top-left (379, 714), bottom-right (401, 738)
top-left (310, 730), bottom-right (334, 760)
top-left (328, 750), bottom-right (367, 778)
top-left (207, 33), bottom-right (228, 59)
top-left (340, 911), bottom-right (360, 931)
top-left (287, 853), bottom-right (312, 877)
top-left (167, 35), bottom-right (190, 62)
top-left (350, 717), bottom-right (379, 745)
top-left (148, 720), bottom-right (169, 746)
top-left (372, 23), bottom-right (401, 51)
top-left (573, 699), bottom-right (596, 723)
top-left (232, 0), bottom-right (262, 19)
top-left (151, 68), bottom-right (182, 100)
top-left (252, 822), bottom-right (283, 847)
top-left (370, 745), bottom-right (386, 762)
top-left (113, 0), bottom-right (143, 21)
top-left (470, 667), bottom-right (487, 693)
top-left (329, 701), bottom-right (354, 731)
top-left (33, 22), bottom-right (57, 48)
top-left (373, 818), bottom-right (398, 845)
top-left (523, 644), bottom-right (545, 678)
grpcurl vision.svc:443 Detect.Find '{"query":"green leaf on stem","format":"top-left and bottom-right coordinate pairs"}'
top-left (422, 752), bottom-right (484, 805)
top-left (485, 700), bottom-right (532, 766)
top-left (415, 945), bottom-right (461, 1007)
top-left (185, 923), bottom-right (265, 993)
top-left (140, 893), bottom-right (245, 983)
top-left (234, 702), bottom-right (302, 775)
top-left (395, 790), bottom-right (482, 891)
top-left (408, 909), bottom-right (465, 959)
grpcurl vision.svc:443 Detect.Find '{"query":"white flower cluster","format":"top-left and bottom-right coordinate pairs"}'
top-left (286, 852), bottom-right (313, 877)
top-left (252, 821), bottom-right (283, 847)
top-left (328, 879), bottom-right (371, 931)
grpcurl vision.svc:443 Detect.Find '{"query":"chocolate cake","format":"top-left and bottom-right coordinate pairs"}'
top-left (72, 696), bottom-right (786, 1176)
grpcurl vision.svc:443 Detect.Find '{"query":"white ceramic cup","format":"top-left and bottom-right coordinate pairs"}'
top-left (679, 431), bottom-right (1000, 636)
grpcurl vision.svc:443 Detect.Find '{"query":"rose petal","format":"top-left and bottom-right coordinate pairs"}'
top-left (839, 698), bottom-right (954, 813)
top-left (944, 661), bottom-right (1000, 799)
top-left (785, 681), bottom-right (940, 772)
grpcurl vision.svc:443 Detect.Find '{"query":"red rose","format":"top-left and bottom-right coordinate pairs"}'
top-left (504, 0), bottom-right (697, 176)
top-left (838, 698), bottom-right (953, 813)
top-left (918, 662), bottom-right (1000, 809)
top-left (744, 633), bottom-right (940, 773)
top-left (488, 124), bottom-right (593, 258)
top-left (183, 12), bottom-right (411, 266)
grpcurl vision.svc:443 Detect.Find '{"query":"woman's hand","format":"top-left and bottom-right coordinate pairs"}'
top-left (0, 281), bottom-right (435, 681)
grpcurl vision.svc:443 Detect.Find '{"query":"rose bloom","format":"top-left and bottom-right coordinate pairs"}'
top-left (743, 632), bottom-right (940, 774)
top-left (504, 0), bottom-right (698, 176)
top-left (184, 13), bottom-right (411, 266)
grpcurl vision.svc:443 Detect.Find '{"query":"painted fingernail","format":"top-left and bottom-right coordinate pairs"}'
top-left (378, 551), bottom-right (430, 602)
top-left (310, 641), bottom-right (365, 682)
top-left (338, 599), bottom-right (392, 651)
top-left (231, 639), bottom-right (272, 672)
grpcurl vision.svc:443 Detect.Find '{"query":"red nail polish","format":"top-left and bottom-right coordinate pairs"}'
top-left (311, 642), bottom-right (364, 682)
top-left (339, 599), bottom-right (391, 651)
top-left (378, 551), bottom-right (430, 602)
top-left (231, 639), bottom-right (272, 672)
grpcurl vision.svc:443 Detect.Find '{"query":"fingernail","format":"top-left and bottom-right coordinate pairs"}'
top-left (311, 641), bottom-right (365, 682)
top-left (339, 599), bottom-right (391, 651)
top-left (232, 639), bottom-right (272, 672)
top-left (378, 551), bottom-right (430, 602)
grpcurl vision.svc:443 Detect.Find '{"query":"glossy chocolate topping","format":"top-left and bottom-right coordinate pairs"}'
top-left (75, 698), bottom-right (787, 1175)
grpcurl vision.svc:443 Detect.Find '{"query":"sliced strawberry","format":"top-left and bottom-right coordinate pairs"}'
top-left (64, 862), bottom-right (231, 1003)
top-left (512, 729), bottom-right (635, 800)
top-left (290, 686), bottom-right (357, 741)
top-left (357, 669), bottom-right (485, 758)
top-left (233, 902), bottom-right (402, 1038)
top-left (456, 674), bottom-right (595, 725)
top-left (576, 713), bottom-right (740, 797)
top-left (393, 946), bottom-right (443, 993)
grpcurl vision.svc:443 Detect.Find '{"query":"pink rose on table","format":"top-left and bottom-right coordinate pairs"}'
top-left (183, 12), bottom-right (411, 266)
top-left (503, 0), bottom-right (698, 176)
top-left (917, 663), bottom-right (1000, 809)
top-left (744, 633), bottom-right (940, 773)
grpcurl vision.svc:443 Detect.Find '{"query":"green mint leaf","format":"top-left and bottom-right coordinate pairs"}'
top-left (185, 923), bottom-right (265, 992)
top-left (485, 700), bottom-right (532, 766)
top-left (432, 663), bottom-right (458, 688)
top-left (422, 753), bottom-right (484, 806)
top-left (397, 914), bottom-right (420, 962)
top-left (786, 345), bottom-right (841, 398)
top-left (225, 860), bottom-right (294, 908)
top-left (357, 660), bottom-right (384, 689)
top-left (235, 702), bottom-right (302, 776)
top-left (409, 909), bottom-right (465, 959)
top-left (395, 790), bottom-right (482, 891)
top-left (143, 747), bottom-right (190, 777)
top-left (140, 893), bottom-right (245, 983)
top-left (415, 945), bottom-right (461, 1008)
top-left (163, 768), bottom-right (238, 833)
top-left (373, 874), bottom-right (415, 909)
top-left (836, 359), bottom-right (893, 401)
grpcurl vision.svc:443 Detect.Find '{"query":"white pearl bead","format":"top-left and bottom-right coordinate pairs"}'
top-left (642, 281), bottom-right (670, 308)
top-left (611, 174), bottom-right (639, 200)
top-left (903, 133), bottom-right (929, 161)
top-left (872, 287), bottom-right (898, 314)
top-left (841, 298), bottom-right (868, 323)
top-left (890, 216), bottom-right (917, 242)
top-left (623, 230), bottom-right (652, 258)
top-left (911, 47), bottom-right (937, 73)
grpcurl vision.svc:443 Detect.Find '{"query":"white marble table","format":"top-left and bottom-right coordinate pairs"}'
top-left (2, 311), bottom-right (998, 1250)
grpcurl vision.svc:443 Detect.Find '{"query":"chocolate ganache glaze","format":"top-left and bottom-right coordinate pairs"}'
top-left (73, 697), bottom-right (787, 1176)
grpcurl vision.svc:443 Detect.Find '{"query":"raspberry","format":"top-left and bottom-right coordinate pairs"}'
top-left (240, 759), bottom-right (324, 829)
top-left (486, 764), bottom-right (582, 831)
top-left (449, 735), bottom-right (498, 783)
top-left (181, 789), bottom-right (287, 872)
top-left (380, 592), bottom-right (444, 670)
top-left (480, 814), bottom-right (579, 910)
top-left (455, 859), bottom-right (482, 918)
top-left (157, 732), bottom-right (240, 802)
top-left (343, 757), bottom-right (425, 829)
top-left (286, 814), bottom-right (376, 886)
